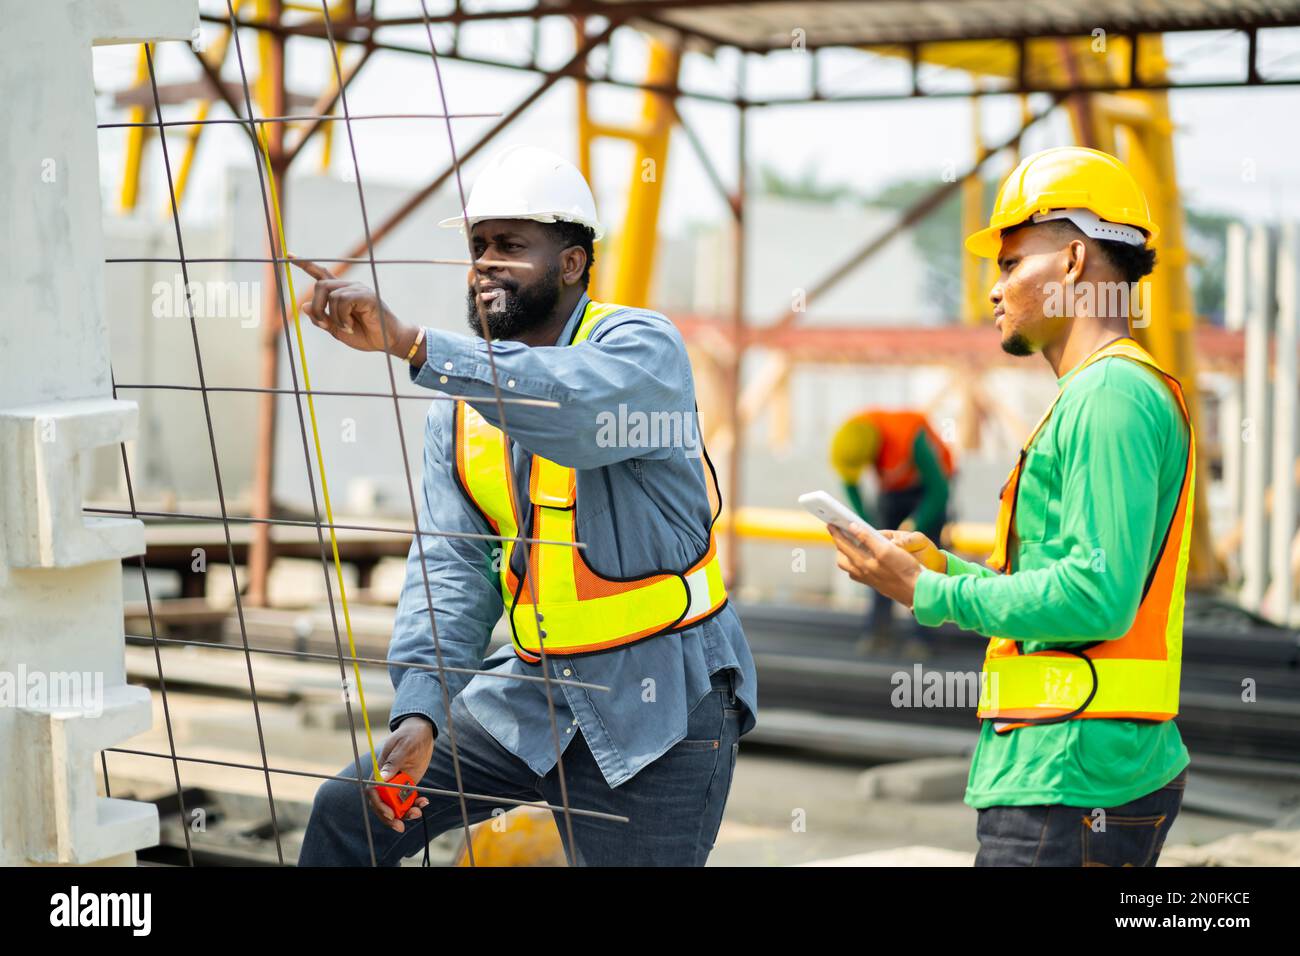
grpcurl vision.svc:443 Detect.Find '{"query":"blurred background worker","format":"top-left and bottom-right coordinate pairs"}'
top-left (830, 408), bottom-right (953, 649)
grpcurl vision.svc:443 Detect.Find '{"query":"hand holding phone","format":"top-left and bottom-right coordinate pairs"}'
top-left (798, 490), bottom-right (889, 545)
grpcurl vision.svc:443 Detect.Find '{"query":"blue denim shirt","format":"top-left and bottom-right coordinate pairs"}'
top-left (387, 292), bottom-right (758, 788)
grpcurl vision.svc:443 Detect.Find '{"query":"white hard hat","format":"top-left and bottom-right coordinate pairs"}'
top-left (439, 144), bottom-right (604, 241)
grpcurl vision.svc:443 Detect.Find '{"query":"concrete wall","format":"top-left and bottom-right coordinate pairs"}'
top-left (1, 0), bottom-right (199, 867)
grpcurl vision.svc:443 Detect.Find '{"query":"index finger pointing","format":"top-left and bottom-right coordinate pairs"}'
top-left (291, 258), bottom-right (335, 281)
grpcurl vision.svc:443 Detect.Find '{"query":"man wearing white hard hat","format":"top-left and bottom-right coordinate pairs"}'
top-left (295, 145), bottom-right (756, 866)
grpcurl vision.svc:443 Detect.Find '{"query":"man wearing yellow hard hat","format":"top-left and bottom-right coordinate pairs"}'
top-left (829, 408), bottom-right (953, 651)
top-left (826, 146), bottom-right (1193, 866)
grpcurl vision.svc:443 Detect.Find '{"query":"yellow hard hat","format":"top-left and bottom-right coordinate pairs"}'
top-left (965, 146), bottom-right (1159, 259)
top-left (830, 416), bottom-right (880, 482)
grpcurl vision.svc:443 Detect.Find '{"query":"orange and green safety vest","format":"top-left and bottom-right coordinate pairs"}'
top-left (976, 337), bottom-right (1194, 731)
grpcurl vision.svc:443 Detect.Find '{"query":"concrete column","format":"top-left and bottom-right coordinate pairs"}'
top-left (1220, 224), bottom-right (1247, 573)
top-left (1269, 223), bottom-right (1299, 624)
top-left (1239, 225), bottom-right (1274, 613)
top-left (0, 0), bottom-right (197, 865)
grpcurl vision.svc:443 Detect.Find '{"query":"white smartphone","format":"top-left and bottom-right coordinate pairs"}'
top-left (798, 490), bottom-right (889, 544)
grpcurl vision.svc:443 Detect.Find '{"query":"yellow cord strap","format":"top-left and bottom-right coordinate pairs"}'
top-left (255, 126), bottom-right (382, 782)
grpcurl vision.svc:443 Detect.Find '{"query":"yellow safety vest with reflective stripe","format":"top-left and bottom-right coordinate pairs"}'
top-left (452, 298), bottom-right (729, 663)
top-left (977, 337), bottom-right (1194, 732)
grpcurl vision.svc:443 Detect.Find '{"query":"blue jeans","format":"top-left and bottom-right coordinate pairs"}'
top-left (298, 669), bottom-right (743, 866)
top-left (974, 767), bottom-right (1187, 866)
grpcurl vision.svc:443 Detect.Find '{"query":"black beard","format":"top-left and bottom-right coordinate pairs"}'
top-left (1001, 331), bottom-right (1036, 357)
top-left (464, 265), bottom-right (562, 340)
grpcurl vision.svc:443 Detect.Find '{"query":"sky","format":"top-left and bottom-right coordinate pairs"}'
top-left (90, 6), bottom-right (1300, 241)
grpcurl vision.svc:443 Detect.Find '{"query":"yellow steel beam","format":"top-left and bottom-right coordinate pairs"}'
top-left (277, 0), bottom-right (344, 175)
top-left (584, 121), bottom-right (643, 143)
top-left (871, 37), bottom-right (1131, 87)
top-left (118, 45), bottom-right (152, 213)
top-left (256, 0), bottom-right (276, 121)
top-left (283, 1), bottom-right (350, 14)
top-left (577, 33), bottom-right (680, 306)
top-left (961, 95), bottom-right (986, 324)
top-left (170, 100), bottom-right (211, 212)
top-left (574, 19), bottom-right (593, 184)
top-left (574, 22), bottom-right (597, 291)
top-left (1082, 37), bottom-right (1220, 585)
top-left (709, 506), bottom-right (994, 561)
top-left (170, 11), bottom-right (243, 215)
top-left (609, 40), bottom-right (679, 307)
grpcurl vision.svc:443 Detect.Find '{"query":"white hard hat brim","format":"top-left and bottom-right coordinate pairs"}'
top-left (438, 212), bottom-right (604, 242)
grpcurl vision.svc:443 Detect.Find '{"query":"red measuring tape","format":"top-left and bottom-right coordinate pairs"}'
top-left (378, 770), bottom-right (418, 817)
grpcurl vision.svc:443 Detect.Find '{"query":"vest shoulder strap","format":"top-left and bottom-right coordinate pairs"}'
top-left (570, 299), bottom-right (626, 345)
top-left (521, 299), bottom-right (630, 507)
top-left (1094, 342), bottom-right (1192, 424)
top-left (986, 336), bottom-right (1189, 575)
top-left (1021, 336), bottom-right (1184, 453)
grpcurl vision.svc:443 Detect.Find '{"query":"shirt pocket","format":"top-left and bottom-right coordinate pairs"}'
top-left (1013, 440), bottom-right (1057, 546)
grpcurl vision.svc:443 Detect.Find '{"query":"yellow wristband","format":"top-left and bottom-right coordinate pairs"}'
top-left (405, 326), bottom-right (426, 363)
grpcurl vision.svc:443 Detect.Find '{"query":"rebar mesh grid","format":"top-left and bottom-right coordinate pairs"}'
top-left (96, 1), bottom-right (625, 867)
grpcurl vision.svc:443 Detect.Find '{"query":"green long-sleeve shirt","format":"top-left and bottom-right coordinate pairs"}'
top-left (912, 353), bottom-right (1191, 808)
top-left (908, 430), bottom-right (950, 531)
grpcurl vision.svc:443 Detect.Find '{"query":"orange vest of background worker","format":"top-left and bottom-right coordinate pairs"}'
top-left (831, 409), bottom-right (953, 641)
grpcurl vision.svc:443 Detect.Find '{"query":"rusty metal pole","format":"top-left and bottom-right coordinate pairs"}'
top-left (247, 0), bottom-right (286, 607)
top-left (723, 56), bottom-right (746, 588)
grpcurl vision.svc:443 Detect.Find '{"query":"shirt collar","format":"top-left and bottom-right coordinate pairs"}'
top-left (1055, 333), bottom-right (1134, 388)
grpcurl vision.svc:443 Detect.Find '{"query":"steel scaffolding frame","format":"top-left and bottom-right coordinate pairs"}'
top-left (94, 1), bottom-right (1299, 863)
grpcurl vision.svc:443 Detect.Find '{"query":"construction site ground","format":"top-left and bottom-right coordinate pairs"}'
top-left (104, 682), bottom-right (1300, 867)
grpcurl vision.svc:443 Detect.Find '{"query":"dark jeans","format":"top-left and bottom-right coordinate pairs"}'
top-left (974, 767), bottom-right (1187, 866)
top-left (867, 484), bottom-right (945, 636)
top-left (298, 669), bottom-right (743, 866)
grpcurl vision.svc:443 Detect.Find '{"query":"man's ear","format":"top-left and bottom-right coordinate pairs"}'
top-left (560, 246), bottom-right (587, 286)
top-left (1064, 239), bottom-right (1087, 284)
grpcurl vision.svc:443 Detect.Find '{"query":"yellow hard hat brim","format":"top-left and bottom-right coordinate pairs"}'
top-left (965, 224), bottom-right (1004, 259)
